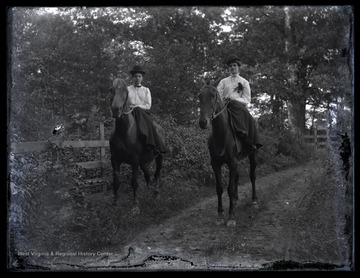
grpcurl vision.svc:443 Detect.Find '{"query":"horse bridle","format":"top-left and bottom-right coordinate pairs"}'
top-left (210, 88), bottom-right (230, 121)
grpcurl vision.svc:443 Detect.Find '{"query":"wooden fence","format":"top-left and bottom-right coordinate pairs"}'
top-left (9, 122), bottom-right (338, 193)
top-left (301, 125), bottom-right (337, 147)
top-left (10, 123), bottom-right (111, 193)
top-left (11, 123), bottom-right (336, 155)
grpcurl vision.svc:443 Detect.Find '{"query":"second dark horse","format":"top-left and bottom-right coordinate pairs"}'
top-left (198, 84), bottom-right (258, 227)
top-left (109, 78), bottom-right (165, 215)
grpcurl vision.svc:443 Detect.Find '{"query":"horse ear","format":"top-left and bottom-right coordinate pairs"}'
top-left (202, 77), bottom-right (212, 86)
top-left (199, 77), bottom-right (208, 86)
top-left (113, 78), bottom-right (128, 89)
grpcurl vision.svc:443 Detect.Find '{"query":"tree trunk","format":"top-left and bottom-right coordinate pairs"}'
top-left (287, 99), bottom-right (306, 134)
top-left (284, 6), bottom-right (306, 135)
top-left (271, 94), bottom-right (284, 130)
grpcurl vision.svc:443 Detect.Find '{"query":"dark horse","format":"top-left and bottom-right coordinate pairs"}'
top-left (109, 78), bottom-right (165, 215)
top-left (198, 84), bottom-right (258, 227)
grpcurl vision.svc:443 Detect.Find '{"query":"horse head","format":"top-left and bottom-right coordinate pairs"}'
top-left (110, 78), bottom-right (129, 118)
top-left (198, 85), bottom-right (221, 129)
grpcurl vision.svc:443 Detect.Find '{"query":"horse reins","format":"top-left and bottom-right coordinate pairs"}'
top-left (210, 89), bottom-right (230, 121)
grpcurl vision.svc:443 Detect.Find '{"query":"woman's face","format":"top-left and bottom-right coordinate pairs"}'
top-left (132, 73), bottom-right (143, 86)
top-left (228, 62), bottom-right (239, 75)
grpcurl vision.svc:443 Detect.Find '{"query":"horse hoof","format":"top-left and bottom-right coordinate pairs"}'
top-left (226, 220), bottom-right (236, 227)
top-left (131, 206), bottom-right (140, 216)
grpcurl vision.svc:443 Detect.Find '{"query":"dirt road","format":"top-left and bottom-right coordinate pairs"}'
top-left (31, 159), bottom-right (350, 271)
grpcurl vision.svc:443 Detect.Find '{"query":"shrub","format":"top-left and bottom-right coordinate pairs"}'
top-left (277, 130), bottom-right (312, 163)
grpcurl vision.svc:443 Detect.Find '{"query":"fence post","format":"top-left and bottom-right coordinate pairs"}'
top-left (51, 147), bottom-right (59, 165)
top-left (99, 122), bottom-right (105, 163)
top-left (99, 122), bottom-right (107, 193)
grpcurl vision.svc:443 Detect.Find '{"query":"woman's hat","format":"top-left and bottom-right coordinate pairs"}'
top-left (130, 65), bottom-right (146, 76)
top-left (225, 54), bottom-right (241, 66)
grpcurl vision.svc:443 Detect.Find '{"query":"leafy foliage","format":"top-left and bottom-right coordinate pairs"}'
top-left (9, 6), bottom-right (352, 137)
top-left (7, 7), bottom-right (353, 265)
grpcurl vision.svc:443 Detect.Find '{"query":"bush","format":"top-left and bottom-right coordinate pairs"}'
top-left (255, 128), bottom-right (312, 172)
top-left (277, 130), bottom-right (312, 163)
top-left (152, 113), bottom-right (213, 186)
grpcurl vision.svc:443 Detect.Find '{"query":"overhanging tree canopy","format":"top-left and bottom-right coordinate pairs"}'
top-left (8, 6), bottom-right (353, 140)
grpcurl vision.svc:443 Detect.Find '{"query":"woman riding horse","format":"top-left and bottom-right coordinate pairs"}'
top-left (217, 54), bottom-right (263, 155)
top-left (127, 65), bottom-right (168, 154)
top-left (109, 66), bottom-right (167, 213)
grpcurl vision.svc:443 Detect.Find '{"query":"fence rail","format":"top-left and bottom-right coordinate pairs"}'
top-left (301, 126), bottom-right (338, 147)
top-left (10, 130), bottom-right (335, 153)
top-left (10, 140), bottom-right (109, 154)
top-left (9, 123), bottom-right (110, 193)
top-left (10, 122), bottom-right (109, 154)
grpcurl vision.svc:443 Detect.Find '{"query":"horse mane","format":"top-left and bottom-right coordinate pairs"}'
top-left (112, 78), bottom-right (133, 115)
top-left (203, 84), bottom-right (218, 92)
top-left (113, 78), bottom-right (128, 89)
top-left (201, 84), bottom-right (221, 99)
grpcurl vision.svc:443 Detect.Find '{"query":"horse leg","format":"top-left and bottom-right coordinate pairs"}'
top-left (234, 172), bottom-right (240, 204)
top-left (111, 158), bottom-right (121, 206)
top-left (140, 162), bottom-right (151, 189)
top-left (211, 159), bottom-right (224, 225)
top-left (249, 153), bottom-right (258, 208)
top-left (152, 153), bottom-right (163, 199)
top-left (226, 164), bottom-right (238, 227)
top-left (131, 164), bottom-right (141, 215)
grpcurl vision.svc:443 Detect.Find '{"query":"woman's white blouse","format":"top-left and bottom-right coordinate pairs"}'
top-left (217, 75), bottom-right (251, 106)
top-left (127, 85), bottom-right (152, 110)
